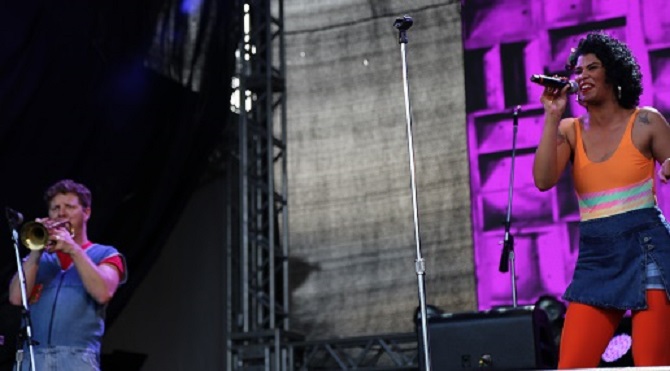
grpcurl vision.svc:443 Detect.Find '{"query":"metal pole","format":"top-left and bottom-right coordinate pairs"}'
top-left (393, 15), bottom-right (431, 371)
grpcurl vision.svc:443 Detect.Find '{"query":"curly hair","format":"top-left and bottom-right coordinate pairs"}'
top-left (566, 31), bottom-right (642, 109)
top-left (44, 179), bottom-right (92, 209)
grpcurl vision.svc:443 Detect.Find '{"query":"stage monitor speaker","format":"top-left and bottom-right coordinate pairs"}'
top-left (418, 306), bottom-right (557, 370)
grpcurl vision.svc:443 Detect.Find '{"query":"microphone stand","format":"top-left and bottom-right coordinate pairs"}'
top-left (6, 208), bottom-right (37, 371)
top-left (498, 106), bottom-right (522, 308)
top-left (393, 15), bottom-right (432, 371)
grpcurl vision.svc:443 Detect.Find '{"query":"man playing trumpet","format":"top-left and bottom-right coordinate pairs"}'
top-left (8, 179), bottom-right (127, 371)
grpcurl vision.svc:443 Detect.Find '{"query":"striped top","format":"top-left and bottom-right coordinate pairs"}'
top-left (572, 109), bottom-right (656, 221)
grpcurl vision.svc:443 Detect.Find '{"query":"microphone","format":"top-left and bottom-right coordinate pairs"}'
top-left (530, 74), bottom-right (578, 94)
top-left (393, 15), bottom-right (413, 31)
top-left (5, 207), bottom-right (24, 228)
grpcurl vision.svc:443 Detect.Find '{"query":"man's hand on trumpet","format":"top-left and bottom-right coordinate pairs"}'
top-left (34, 217), bottom-right (78, 254)
top-left (48, 225), bottom-right (78, 254)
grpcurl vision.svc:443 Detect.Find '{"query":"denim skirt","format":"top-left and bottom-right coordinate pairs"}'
top-left (563, 207), bottom-right (670, 310)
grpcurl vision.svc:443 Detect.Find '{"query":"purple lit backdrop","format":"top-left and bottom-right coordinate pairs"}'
top-left (463, 0), bottom-right (670, 310)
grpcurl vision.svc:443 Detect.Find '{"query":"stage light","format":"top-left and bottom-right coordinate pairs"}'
top-left (602, 333), bottom-right (632, 363)
top-left (180, 0), bottom-right (202, 14)
top-left (599, 316), bottom-right (633, 367)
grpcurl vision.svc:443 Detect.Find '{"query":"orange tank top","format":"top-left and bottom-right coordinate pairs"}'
top-left (572, 109), bottom-right (656, 221)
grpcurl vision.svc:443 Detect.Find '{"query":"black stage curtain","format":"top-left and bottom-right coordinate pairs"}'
top-left (0, 0), bottom-right (238, 324)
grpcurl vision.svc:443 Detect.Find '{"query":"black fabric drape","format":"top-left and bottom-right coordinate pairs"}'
top-left (0, 0), bottom-right (238, 326)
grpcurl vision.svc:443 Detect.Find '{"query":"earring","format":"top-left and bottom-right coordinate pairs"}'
top-left (617, 85), bottom-right (622, 100)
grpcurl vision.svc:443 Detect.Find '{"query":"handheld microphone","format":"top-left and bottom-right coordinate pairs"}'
top-left (530, 74), bottom-right (578, 94)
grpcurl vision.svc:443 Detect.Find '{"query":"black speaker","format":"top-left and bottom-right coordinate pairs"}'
top-left (417, 306), bottom-right (557, 370)
top-left (0, 300), bottom-right (21, 371)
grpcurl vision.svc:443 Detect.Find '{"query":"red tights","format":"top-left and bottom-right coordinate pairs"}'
top-left (558, 290), bottom-right (670, 368)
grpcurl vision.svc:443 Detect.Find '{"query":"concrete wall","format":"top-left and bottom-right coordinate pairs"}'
top-left (285, 0), bottom-right (475, 339)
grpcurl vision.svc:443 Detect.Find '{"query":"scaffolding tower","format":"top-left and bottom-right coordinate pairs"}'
top-left (227, 0), bottom-right (301, 370)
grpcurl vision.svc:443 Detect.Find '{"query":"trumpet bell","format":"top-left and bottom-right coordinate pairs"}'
top-left (20, 221), bottom-right (50, 250)
top-left (19, 219), bottom-right (73, 250)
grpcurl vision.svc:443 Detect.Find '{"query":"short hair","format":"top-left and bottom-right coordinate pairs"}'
top-left (44, 179), bottom-right (92, 209)
top-left (566, 31), bottom-right (643, 109)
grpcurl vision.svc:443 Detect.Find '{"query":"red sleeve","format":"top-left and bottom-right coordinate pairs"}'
top-left (101, 255), bottom-right (125, 278)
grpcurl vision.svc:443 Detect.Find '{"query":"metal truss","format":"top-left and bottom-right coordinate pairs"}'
top-left (227, 0), bottom-right (294, 370)
top-left (226, 3), bottom-right (420, 371)
top-left (291, 333), bottom-right (419, 370)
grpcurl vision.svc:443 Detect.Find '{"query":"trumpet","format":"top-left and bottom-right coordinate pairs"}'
top-left (20, 219), bottom-right (74, 250)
